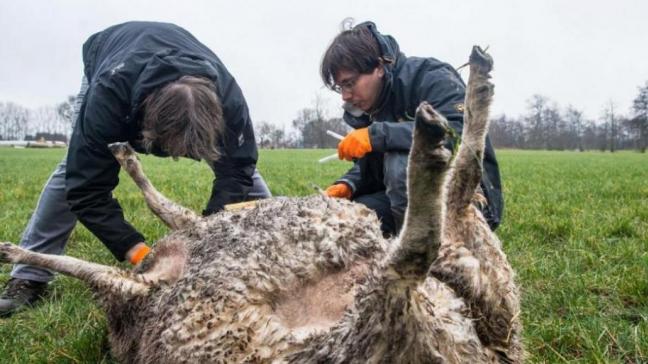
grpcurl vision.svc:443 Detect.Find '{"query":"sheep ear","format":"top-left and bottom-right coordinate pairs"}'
top-left (0, 242), bottom-right (150, 298)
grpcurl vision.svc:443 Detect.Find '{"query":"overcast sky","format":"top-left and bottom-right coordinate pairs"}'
top-left (1, 0), bottom-right (647, 128)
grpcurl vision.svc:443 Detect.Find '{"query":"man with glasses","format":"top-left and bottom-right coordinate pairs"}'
top-left (321, 21), bottom-right (503, 236)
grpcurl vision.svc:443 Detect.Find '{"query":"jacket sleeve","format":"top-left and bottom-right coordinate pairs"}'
top-left (416, 66), bottom-right (466, 137)
top-left (368, 66), bottom-right (466, 153)
top-left (335, 161), bottom-right (364, 195)
top-left (368, 121), bottom-right (414, 152)
top-left (203, 98), bottom-right (257, 215)
top-left (65, 83), bottom-right (145, 261)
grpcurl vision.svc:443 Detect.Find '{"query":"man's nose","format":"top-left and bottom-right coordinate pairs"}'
top-left (341, 89), bottom-right (353, 102)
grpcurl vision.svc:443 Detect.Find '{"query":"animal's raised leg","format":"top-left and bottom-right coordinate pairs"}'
top-left (389, 102), bottom-right (452, 278)
top-left (0, 242), bottom-right (149, 298)
top-left (431, 47), bottom-right (523, 361)
top-left (444, 46), bottom-right (494, 213)
top-left (108, 142), bottom-right (200, 230)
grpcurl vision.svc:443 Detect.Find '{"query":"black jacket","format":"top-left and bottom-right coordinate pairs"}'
top-left (336, 22), bottom-right (503, 229)
top-left (66, 21), bottom-right (259, 260)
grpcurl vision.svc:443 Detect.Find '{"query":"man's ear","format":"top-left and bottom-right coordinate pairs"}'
top-left (377, 66), bottom-right (385, 78)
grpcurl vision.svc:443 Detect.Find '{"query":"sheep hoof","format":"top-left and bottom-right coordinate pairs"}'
top-left (415, 102), bottom-right (449, 145)
top-left (469, 45), bottom-right (493, 73)
top-left (108, 142), bottom-right (136, 163)
top-left (0, 243), bottom-right (22, 264)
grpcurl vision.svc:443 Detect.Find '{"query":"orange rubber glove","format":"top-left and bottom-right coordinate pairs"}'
top-left (338, 128), bottom-right (372, 161)
top-left (128, 244), bottom-right (151, 265)
top-left (325, 183), bottom-right (353, 199)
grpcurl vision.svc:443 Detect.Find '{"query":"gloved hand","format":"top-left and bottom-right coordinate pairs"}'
top-left (325, 183), bottom-right (353, 199)
top-left (338, 128), bottom-right (372, 161)
top-left (127, 243), bottom-right (151, 265)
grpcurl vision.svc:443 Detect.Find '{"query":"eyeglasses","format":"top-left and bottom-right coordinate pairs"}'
top-left (333, 74), bottom-right (361, 94)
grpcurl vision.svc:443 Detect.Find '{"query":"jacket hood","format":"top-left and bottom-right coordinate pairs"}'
top-left (357, 21), bottom-right (401, 65)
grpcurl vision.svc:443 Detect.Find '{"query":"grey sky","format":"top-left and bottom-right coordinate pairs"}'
top-left (1, 0), bottom-right (646, 129)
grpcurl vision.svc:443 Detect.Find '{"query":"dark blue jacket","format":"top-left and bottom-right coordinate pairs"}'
top-left (336, 22), bottom-right (503, 229)
top-left (67, 21), bottom-right (259, 260)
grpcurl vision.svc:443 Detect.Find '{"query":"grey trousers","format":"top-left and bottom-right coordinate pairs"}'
top-left (11, 77), bottom-right (272, 283)
top-left (354, 151), bottom-right (408, 236)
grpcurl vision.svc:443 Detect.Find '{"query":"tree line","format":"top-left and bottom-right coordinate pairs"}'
top-left (255, 95), bottom-right (350, 149)
top-left (489, 85), bottom-right (647, 152)
top-left (0, 96), bottom-right (75, 142)
top-left (2, 82), bottom-right (647, 152)
top-left (260, 82), bottom-right (648, 153)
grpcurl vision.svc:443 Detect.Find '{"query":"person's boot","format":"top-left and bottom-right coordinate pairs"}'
top-left (0, 278), bottom-right (48, 317)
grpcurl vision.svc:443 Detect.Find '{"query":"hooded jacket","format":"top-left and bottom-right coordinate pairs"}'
top-left (66, 21), bottom-right (259, 260)
top-left (336, 22), bottom-right (503, 229)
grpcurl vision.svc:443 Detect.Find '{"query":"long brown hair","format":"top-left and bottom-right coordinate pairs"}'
top-left (141, 76), bottom-right (224, 161)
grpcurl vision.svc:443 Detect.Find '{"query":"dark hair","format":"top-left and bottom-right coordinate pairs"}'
top-left (141, 76), bottom-right (224, 161)
top-left (320, 24), bottom-right (382, 89)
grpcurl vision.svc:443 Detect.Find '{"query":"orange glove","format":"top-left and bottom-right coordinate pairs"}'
top-left (325, 183), bottom-right (353, 199)
top-left (128, 244), bottom-right (151, 265)
top-left (338, 128), bottom-right (372, 161)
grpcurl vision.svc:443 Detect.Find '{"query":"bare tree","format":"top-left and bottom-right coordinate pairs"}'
top-left (0, 102), bottom-right (29, 140)
top-left (629, 81), bottom-right (648, 152)
top-left (256, 121), bottom-right (274, 149)
top-left (601, 101), bottom-right (618, 152)
top-left (543, 103), bottom-right (564, 150)
top-left (255, 121), bottom-right (290, 149)
top-left (489, 114), bottom-right (526, 149)
top-left (270, 128), bottom-right (285, 149)
top-left (488, 114), bottom-right (510, 148)
top-left (565, 105), bottom-right (585, 151)
top-left (30, 106), bottom-right (70, 141)
top-left (292, 94), bottom-right (349, 148)
top-left (525, 95), bottom-right (548, 149)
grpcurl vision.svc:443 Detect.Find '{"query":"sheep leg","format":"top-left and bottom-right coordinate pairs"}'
top-left (0, 242), bottom-right (149, 298)
top-left (108, 142), bottom-right (200, 230)
top-left (444, 46), bottom-right (494, 215)
top-left (389, 102), bottom-right (452, 278)
top-left (431, 47), bottom-right (523, 360)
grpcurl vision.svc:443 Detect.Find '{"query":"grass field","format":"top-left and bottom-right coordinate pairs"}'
top-left (0, 148), bottom-right (646, 363)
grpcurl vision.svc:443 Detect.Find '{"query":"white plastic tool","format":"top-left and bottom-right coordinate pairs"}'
top-left (318, 130), bottom-right (345, 163)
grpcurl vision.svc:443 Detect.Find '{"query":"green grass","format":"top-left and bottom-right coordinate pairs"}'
top-left (0, 148), bottom-right (646, 363)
